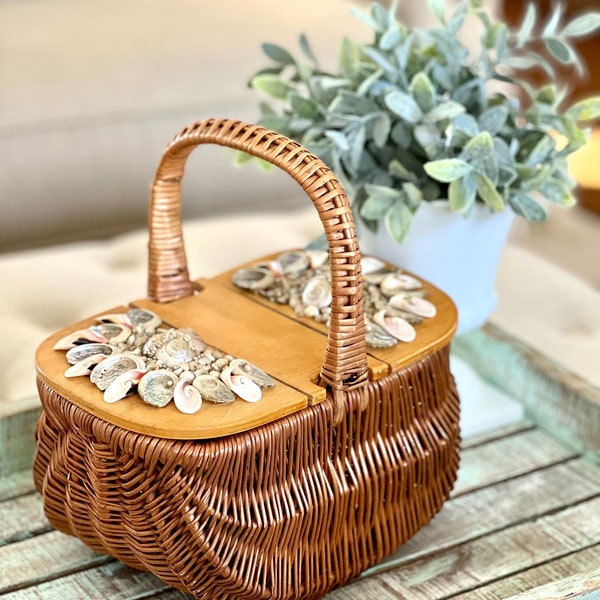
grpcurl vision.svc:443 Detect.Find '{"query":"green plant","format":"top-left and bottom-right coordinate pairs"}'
top-left (246, 0), bottom-right (600, 241)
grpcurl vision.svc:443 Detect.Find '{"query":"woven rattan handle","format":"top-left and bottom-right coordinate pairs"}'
top-left (148, 118), bottom-right (368, 412)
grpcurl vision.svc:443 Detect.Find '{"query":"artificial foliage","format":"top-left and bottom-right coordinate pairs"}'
top-left (246, 0), bottom-right (600, 241)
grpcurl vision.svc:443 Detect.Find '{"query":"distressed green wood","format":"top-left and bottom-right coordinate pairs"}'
top-left (0, 398), bottom-right (41, 477)
top-left (0, 469), bottom-right (35, 502)
top-left (452, 428), bottom-right (575, 497)
top-left (0, 493), bottom-right (49, 546)
top-left (505, 566), bottom-right (600, 600)
top-left (326, 497), bottom-right (600, 599)
top-left (453, 324), bottom-right (600, 464)
top-left (366, 458), bottom-right (600, 573)
top-left (453, 544), bottom-right (600, 599)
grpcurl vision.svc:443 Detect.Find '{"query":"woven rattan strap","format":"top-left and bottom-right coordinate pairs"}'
top-left (148, 118), bottom-right (368, 415)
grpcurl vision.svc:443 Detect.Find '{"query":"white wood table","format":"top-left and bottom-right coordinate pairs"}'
top-left (1, 326), bottom-right (599, 599)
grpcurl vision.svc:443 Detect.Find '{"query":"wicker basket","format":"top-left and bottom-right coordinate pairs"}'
top-left (34, 118), bottom-right (460, 600)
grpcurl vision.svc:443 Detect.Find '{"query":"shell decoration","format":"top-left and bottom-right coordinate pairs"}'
top-left (54, 308), bottom-right (275, 414)
top-left (232, 249), bottom-right (439, 348)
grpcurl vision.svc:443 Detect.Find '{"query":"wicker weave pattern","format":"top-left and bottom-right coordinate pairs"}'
top-left (148, 119), bottom-right (368, 408)
top-left (35, 347), bottom-right (459, 600)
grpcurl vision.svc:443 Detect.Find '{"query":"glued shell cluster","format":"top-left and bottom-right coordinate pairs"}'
top-left (54, 307), bottom-right (274, 414)
top-left (232, 249), bottom-right (438, 347)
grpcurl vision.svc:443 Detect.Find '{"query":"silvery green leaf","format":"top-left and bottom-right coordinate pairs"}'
top-left (402, 182), bottom-right (423, 209)
top-left (299, 34), bottom-right (317, 64)
top-left (562, 13), bottom-right (600, 37)
top-left (384, 91), bottom-right (423, 123)
top-left (262, 43), bottom-right (295, 65)
top-left (385, 202), bottom-right (413, 243)
top-left (567, 97), bottom-right (600, 122)
top-left (452, 114), bottom-right (480, 137)
top-left (414, 123), bottom-right (440, 154)
top-left (524, 135), bottom-right (556, 167)
top-left (349, 124), bottom-right (366, 171)
top-left (521, 164), bottom-right (553, 191)
top-left (360, 192), bottom-right (396, 220)
top-left (517, 3), bottom-right (537, 48)
top-left (357, 68), bottom-right (384, 96)
top-left (361, 46), bottom-right (397, 76)
top-left (474, 173), bottom-right (504, 211)
top-left (424, 158), bottom-right (473, 182)
top-left (527, 52), bottom-right (557, 78)
top-left (372, 112), bottom-right (391, 148)
top-left (410, 72), bottom-right (436, 113)
top-left (259, 102), bottom-right (276, 116)
top-left (380, 26), bottom-right (402, 51)
top-left (536, 86), bottom-right (556, 104)
top-left (425, 101), bottom-right (466, 123)
top-left (388, 158), bottom-right (417, 182)
top-left (428, 0), bottom-right (445, 23)
top-left (290, 94), bottom-right (319, 119)
top-left (339, 37), bottom-right (360, 80)
top-left (539, 180), bottom-right (576, 206)
top-left (390, 122), bottom-right (412, 148)
top-left (349, 7), bottom-right (384, 32)
top-left (497, 166), bottom-right (518, 187)
top-left (251, 74), bottom-right (294, 99)
top-left (449, 172), bottom-right (476, 215)
top-left (448, 1), bottom-right (468, 35)
top-left (465, 131), bottom-right (494, 158)
top-left (330, 91), bottom-right (381, 116)
top-left (479, 106), bottom-right (509, 134)
top-left (324, 130), bottom-right (350, 152)
top-left (542, 4), bottom-right (564, 37)
top-left (545, 38), bottom-right (574, 64)
top-left (259, 115), bottom-right (291, 133)
top-left (234, 150), bottom-right (253, 166)
top-left (509, 193), bottom-right (547, 221)
top-left (503, 56), bottom-right (539, 70)
top-left (432, 63), bottom-right (453, 91)
top-left (395, 32), bottom-right (415, 72)
top-left (371, 2), bottom-right (391, 29)
top-left (493, 137), bottom-right (513, 166)
top-left (313, 76), bottom-right (351, 90)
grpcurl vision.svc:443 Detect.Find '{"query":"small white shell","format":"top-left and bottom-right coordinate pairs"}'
top-left (103, 369), bottom-right (146, 403)
top-left (137, 369), bottom-right (178, 407)
top-left (174, 374), bottom-right (203, 414)
top-left (90, 353), bottom-right (145, 391)
top-left (220, 367), bottom-right (262, 402)
top-left (389, 294), bottom-right (437, 318)
top-left (65, 343), bottom-right (116, 365)
top-left (301, 276), bottom-right (332, 309)
top-left (306, 249), bottom-right (328, 270)
top-left (64, 354), bottom-right (108, 378)
top-left (365, 318), bottom-right (397, 348)
top-left (373, 310), bottom-right (417, 343)
top-left (54, 328), bottom-right (107, 350)
top-left (90, 323), bottom-right (131, 344)
top-left (126, 308), bottom-right (162, 329)
top-left (380, 273), bottom-right (422, 297)
top-left (192, 375), bottom-right (235, 404)
top-left (361, 256), bottom-right (386, 274)
top-left (229, 358), bottom-right (274, 388)
top-left (233, 267), bottom-right (275, 290)
top-left (278, 250), bottom-right (310, 275)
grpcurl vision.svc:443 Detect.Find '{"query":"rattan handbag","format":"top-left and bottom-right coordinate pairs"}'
top-left (34, 118), bottom-right (460, 600)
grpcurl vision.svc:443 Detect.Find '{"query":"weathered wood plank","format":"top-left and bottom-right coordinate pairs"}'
top-left (0, 531), bottom-right (109, 594)
top-left (0, 559), bottom-right (165, 599)
top-left (0, 493), bottom-right (49, 546)
top-left (0, 401), bottom-right (41, 477)
top-left (460, 419), bottom-right (533, 449)
top-left (452, 428), bottom-right (576, 497)
top-left (365, 458), bottom-right (600, 574)
top-left (454, 324), bottom-right (600, 464)
top-left (505, 566), bottom-right (600, 600)
top-left (0, 469), bottom-right (36, 502)
top-left (452, 544), bottom-right (600, 599)
top-left (325, 497), bottom-right (600, 599)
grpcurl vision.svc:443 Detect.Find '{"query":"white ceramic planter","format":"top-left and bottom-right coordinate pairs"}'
top-left (358, 201), bottom-right (515, 335)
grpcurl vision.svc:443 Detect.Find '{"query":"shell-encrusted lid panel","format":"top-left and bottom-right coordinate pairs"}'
top-left (53, 308), bottom-right (275, 414)
top-left (232, 249), bottom-right (438, 348)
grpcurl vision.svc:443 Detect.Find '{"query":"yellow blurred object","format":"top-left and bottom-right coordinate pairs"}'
top-left (568, 128), bottom-right (600, 190)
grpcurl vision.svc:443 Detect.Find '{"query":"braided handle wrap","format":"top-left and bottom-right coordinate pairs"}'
top-left (148, 118), bottom-right (368, 417)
